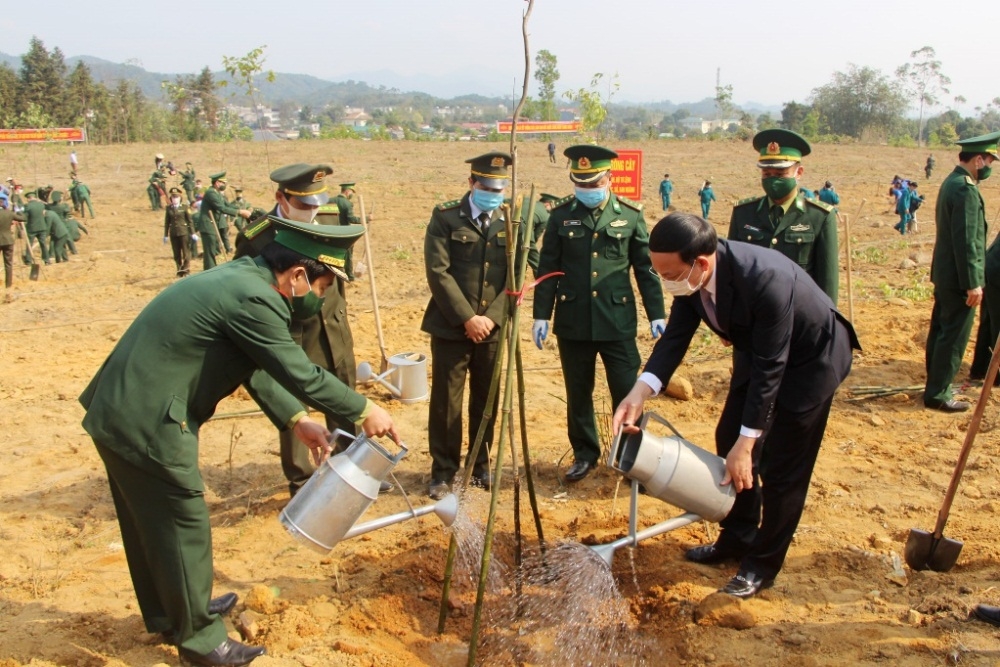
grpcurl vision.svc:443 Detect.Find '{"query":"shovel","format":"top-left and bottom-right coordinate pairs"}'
top-left (904, 330), bottom-right (1000, 571)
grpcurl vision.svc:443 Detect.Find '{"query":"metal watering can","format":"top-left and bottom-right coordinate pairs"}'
top-left (279, 431), bottom-right (457, 553)
top-left (589, 412), bottom-right (736, 566)
top-left (357, 352), bottom-right (429, 404)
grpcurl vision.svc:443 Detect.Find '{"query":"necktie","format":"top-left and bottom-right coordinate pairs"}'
top-left (479, 212), bottom-right (490, 232)
top-left (700, 290), bottom-right (721, 332)
top-left (769, 204), bottom-right (783, 226)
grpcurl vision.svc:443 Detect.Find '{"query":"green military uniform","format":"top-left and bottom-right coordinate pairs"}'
top-left (514, 194), bottom-right (550, 279)
top-left (45, 208), bottom-right (69, 263)
top-left (1, 206), bottom-right (27, 288)
top-left (164, 187), bottom-right (195, 277)
top-left (334, 184), bottom-right (361, 277)
top-left (73, 179), bottom-right (95, 218)
top-left (422, 153), bottom-right (514, 490)
top-left (533, 145), bottom-right (665, 473)
top-left (196, 172), bottom-right (243, 270)
top-left (46, 190), bottom-right (72, 223)
top-left (147, 169), bottom-right (165, 210)
top-left (64, 217), bottom-right (88, 256)
top-left (11, 187), bottom-right (24, 211)
top-left (231, 189), bottom-right (251, 232)
top-left (79, 221), bottom-right (373, 659)
top-left (23, 193), bottom-right (49, 264)
top-left (728, 128), bottom-right (840, 302)
top-left (925, 132), bottom-right (999, 408)
top-left (180, 163), bottom-right (197, 204)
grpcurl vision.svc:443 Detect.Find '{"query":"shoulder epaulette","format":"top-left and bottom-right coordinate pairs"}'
top-left (552, 195), bottom-right (574, 208)
top-left (965, 175), bottom-right (978, 187)
top-left (436, 199), bottom-right (462, 211)
top-left (805, 197), bottom-right (834, 212)
top-left (616, 195), bottom-right (643, 211)
top-left (242, 216), bottom-right (272, 240)
top-left (735, 195), bottom-right (765, 207)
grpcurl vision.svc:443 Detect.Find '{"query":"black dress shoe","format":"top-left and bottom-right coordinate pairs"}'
top-left (208, 592), bottom-right (239, 616)
top-left (564, 460), bottom-right (594, 482)
top-left (720, 571), bottom-right (774, 599)
top-left (471, 470), bottom-right (493, 491)
top-left (925, 399), bottom-right (971, 413)
top-left (684, 543), bottom-right (745, 564)
top-left (428, 480), bottom-right (451, 500)
top-left (972, 604), bottom-right (1000, 627)
top-left (179, 638), bottom-right (266, 666)
top-left (378, 479), bottom-right (393, 494)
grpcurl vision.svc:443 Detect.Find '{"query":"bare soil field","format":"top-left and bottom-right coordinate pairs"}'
top-left (3, 137), bottom-right (1000, 666)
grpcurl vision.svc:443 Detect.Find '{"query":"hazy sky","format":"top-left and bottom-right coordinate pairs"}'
top-left (2, 0), bottom-right (996, 113)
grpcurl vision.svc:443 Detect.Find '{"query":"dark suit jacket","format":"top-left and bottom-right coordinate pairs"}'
top-left (645, 239), bottom-right (859, 430)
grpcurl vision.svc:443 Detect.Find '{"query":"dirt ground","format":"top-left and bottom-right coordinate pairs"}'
top-left (3, 137), bottom-right (1000, 666)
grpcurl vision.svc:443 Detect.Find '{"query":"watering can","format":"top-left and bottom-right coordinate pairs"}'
top-left (589, 412), bottom-right (735, 567)
top-left (356, 352), bottom-right (428, 404)
top-left (279, 430), bottom-right (457, 553)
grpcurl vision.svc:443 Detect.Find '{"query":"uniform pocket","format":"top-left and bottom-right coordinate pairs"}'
top-left (449, 229), bottom-right (479, 261)
top-left (147, 395), bottom-right (197, 470)
top-left (604, 225), bottom-right (633, 259)
top-left (783, 230), bottom-right (815, 265)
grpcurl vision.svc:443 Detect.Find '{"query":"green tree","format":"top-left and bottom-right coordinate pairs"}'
top-left (564, 72), bottom-right (618, 139)
top-left (810, 65), bottom-right (907, 140)
top-left (780, 101), bottom-right (811, 132)
top-left (896, 46), bottom-right (952, 146)
top-left (18, 36), bottom-right (66, 121)
top-left (715, 82), bottom-right (734, 120)
top-left (0, 64), bottom-right (19, 127)
top-left (534, 49), bottom-right (560, 121)
top-left (222, 45), bottom-right (275, 140)
top-left (192, 67), bottom-right (221, 132)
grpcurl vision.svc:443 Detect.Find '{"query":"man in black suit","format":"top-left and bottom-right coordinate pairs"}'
top-left (612, 212), bottom-right (860, 598)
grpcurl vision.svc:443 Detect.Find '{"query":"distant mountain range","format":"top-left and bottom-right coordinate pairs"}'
top-left (0, 51), bottom-right (782, 117)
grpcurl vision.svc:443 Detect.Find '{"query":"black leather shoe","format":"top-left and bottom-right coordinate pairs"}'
top-left (925, 399), bottom-right (971, 413)
top-left (471, 470), bottom-right (493, 491)
top-left (428, 480), bottom-right (451, 500)
top-left (972, 604), bottom-right (1000, 627)
top-left (720, 571), bottom-right (774, 599)
top-left (564, 460), bottom-right (594, 482)
top-left (379, 480), bottom-right (393, 494)
top-left (179, 638), bottom-right (266, 666)
top-left (685, 543), bottom-right (744, 564)
top-left (208, 592), bottom-right (239, 616)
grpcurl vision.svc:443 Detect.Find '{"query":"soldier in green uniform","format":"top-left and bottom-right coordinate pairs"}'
top-left (45, 205), bottom-right (70, 263)
top-left (181, 162), bottom-right (197, 204)
top-left (164, 187), bottom-right (195, 278)
top-left (233, 163), bottom-right (379, 496)
top-left (659, 173), bottom-right (674, 211)
top-left (728, 129), bottom-right (839, 301)
top-left (422, 152), bottom-right (514, 499)
top-left (196, 172), bottom-right (251, 271)
top-left (333, 183), bottom-right (362, 225)
top-left (147, 168), bottom-right (166, 210)
top-left (73, 178), bottom-right (95, 218)
top-left (533, 145), bottom-right (666, 482)
top-left (0, 199), bottom-right (27, 288)
top-left (924, 132), bottom-right (1000, 412)
top-left (64, 214), bottom-right (88, 256)
top-left (512, 193), bottom-right (549, 279)
top-left (79, 218), bottom-right (399, 667)
top-left (231, 187), bottom-right (251, 232)
top-left (698, 180), bottom-right (717, 219)
top-left (46, 190), bottom-right (72, 224)
top-left (23, 191), bottom-right (49, 265)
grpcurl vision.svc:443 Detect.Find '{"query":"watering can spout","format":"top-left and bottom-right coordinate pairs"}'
top-left (433, 492), bottom-right (459, 527)
top-left (589, 544), bottom-right (617, 568)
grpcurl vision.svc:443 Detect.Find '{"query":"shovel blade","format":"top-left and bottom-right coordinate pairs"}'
top-left (29, 264), bottom-right (40, 281)
top-left (904, 528), bottom-right (963, 572)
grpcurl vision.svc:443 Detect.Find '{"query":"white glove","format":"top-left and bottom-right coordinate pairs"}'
top-left (191, 233), bottom-right (200, 242)
top-left (163, 236), bottom-right (168, 244)
top-left (650, 319), bottom-right (666, 339)
top-left (533, 320), bottom-right (549, 350)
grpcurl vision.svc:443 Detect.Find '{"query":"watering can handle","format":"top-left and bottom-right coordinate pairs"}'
top-left (641, 412), bottom-right (686, 440)
top-left (388, 433), bottom-right (409, 463)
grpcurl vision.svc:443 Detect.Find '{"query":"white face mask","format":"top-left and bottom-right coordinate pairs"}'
top-left (170, 197), bottom-right (181, 206)
top-left (281, 200), bottom-right (318, 224)
top-left (658, 262), bottom-right (706, 297)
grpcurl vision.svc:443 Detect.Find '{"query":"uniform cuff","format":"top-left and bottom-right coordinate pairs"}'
top-left (353, 400), bottom-right (375, 426)
top-left (285, 411), bottom-right (307, 430)
top-left (739, 426), bottom-right (763, 439)
top-left (638, 372), bottom-right (662, 395)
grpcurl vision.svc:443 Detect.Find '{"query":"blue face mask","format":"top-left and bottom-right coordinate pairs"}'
top-left (574, 186), bottom-right (608, 208)
top-left (471, 187), bottom-right (504, 212)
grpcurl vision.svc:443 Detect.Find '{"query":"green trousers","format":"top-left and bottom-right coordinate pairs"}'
top-left (556, 337), bottom-right (641, 465)
top-left (201, 228), bottom-right (220, 270)
top-left (94, 442), bottom-right (228, 655)
top-left (51, 236), bottom-right (68, 262)
top-left (925, 288), bottom-right (976, 404)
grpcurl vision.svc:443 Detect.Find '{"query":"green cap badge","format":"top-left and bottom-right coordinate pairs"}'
top-left (466, 152), bottom-right (512, 189)
top-left (564, 145), bottom-right (617, 183)
top-left (753, 129), bottom-right (811, 169)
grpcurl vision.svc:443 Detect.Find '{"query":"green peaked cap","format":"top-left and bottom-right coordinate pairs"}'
top-left (956, 131), bottom-right (1000, 157)
top-left (753, 129), bottom-right (811, 168)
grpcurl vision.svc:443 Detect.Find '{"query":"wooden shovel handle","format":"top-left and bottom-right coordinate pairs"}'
top-left (933, 329), bottom-right (1000, 537)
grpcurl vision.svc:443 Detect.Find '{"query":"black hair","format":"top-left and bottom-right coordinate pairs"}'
top-left (649, 212), bottom-right (718, 263)
top-left (260, 242), bottom-right (332, 282)
top-left (959, 151), bottom-right (991, 163)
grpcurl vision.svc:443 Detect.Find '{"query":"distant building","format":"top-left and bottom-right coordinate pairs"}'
top-left (681, 117), bottom-right (742, 134)
top-left (342, 110), bottom-right (373, 128)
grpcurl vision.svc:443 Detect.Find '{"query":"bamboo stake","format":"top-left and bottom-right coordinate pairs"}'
top-left (358, 194), bottom-right (389, 373)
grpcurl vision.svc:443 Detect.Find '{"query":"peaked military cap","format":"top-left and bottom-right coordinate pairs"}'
top-left (209, 171), bottom-right (227, 183)
top-left (339, 182), bottom-right (356, 192)
top-left (51, 190), bottom-right (63, 203)
top-left (270, 163), bottom-right (333, 206)
top-left (466, 152), bottom-right (512, 189)
top-left (169, 187), bottom-right (182, 195)
top-left (564, 145), bottom-right (617, 183)
top-left (268, 214), bottom-right (364, 280)
top-left (25, 190), bottom-right (36, 198)
top-left (754, 129), bottom-right (811, 168)
top-left (956, 131), bottom-right (1000, 157)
